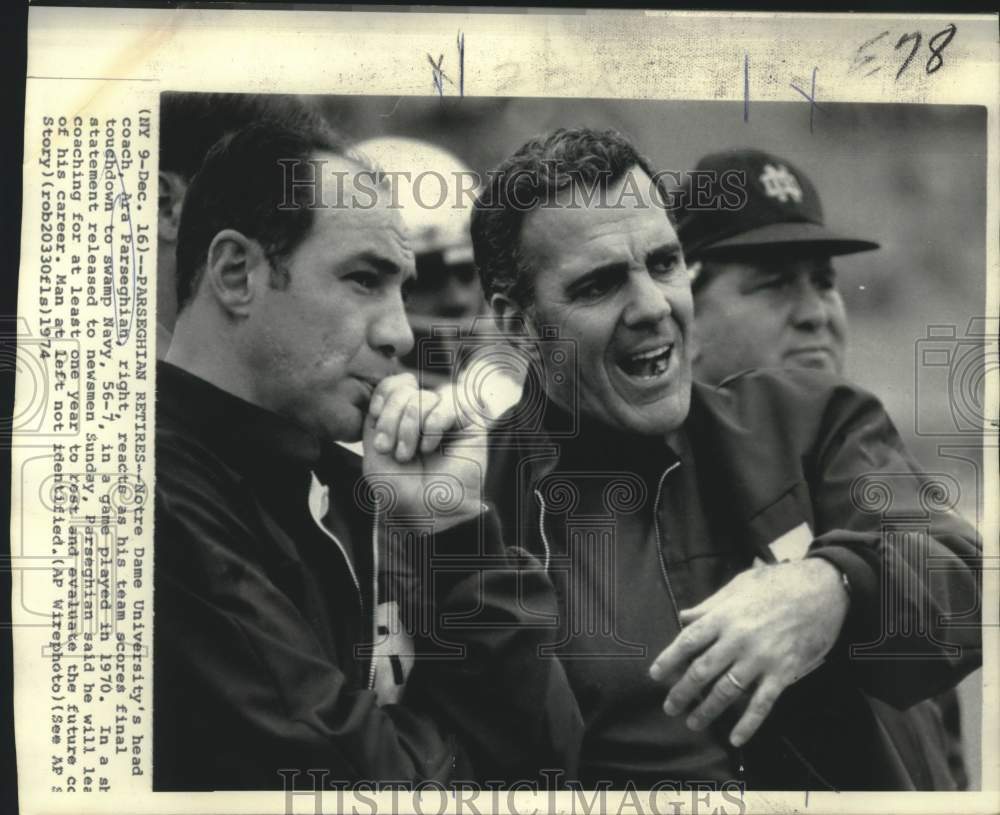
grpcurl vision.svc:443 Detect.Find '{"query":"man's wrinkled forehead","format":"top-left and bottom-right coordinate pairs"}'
top-left (521, 168), bottom-right (676, 268)
top-left (305, 152), bottom-right (416, 277)
top-left (381, 211), bottom-right (417, 281)
top-left (350, 215), bottom-right (417, 282)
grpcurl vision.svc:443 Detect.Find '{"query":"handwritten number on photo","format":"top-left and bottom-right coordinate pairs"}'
top-left (894, 32), bottom-right (922, 81)
top-left (852, 23), bottom-right (956, 81)
top-left (927, 24), bottom-right (957, 75)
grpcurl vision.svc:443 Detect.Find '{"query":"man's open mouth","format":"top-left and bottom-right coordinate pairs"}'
top-left (619, 344), bottom-right (673, 380)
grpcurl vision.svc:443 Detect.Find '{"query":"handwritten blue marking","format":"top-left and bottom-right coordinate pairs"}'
top-left (428, 53), bottom-right (445, 96)
top-left (790, 67), bottom-right (822, 133)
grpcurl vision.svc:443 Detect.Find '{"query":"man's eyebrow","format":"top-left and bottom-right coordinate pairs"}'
top-left (566, 260), bottom-right (629, 292)
top-left (645, 241), bottom-right (683, 262)
top-left (356, 251), bottom-right (414, 280)
top-left (565, 241), bottom-right (685, 295)
top-left (757, 263), bottom-right (813, 278)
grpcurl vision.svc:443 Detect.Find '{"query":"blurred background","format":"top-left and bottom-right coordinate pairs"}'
top-left (161, 95), bottom-right (990, 787)
top-left (315, 97), bottom-right (988, 466)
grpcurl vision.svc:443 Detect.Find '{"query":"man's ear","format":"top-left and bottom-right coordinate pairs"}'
top-left (204, 229), bottom-right (267, 317)
top-left (490, 293), bottom-right (533, 337)
top-left (158, 171), bottom-right (188, 244)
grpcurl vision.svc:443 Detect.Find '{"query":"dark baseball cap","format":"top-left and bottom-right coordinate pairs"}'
top-left (673, 149), bottom-right (879, 260)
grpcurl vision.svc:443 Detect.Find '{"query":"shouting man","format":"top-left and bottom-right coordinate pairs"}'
top-left (473, 128), bottom-right (981, 791)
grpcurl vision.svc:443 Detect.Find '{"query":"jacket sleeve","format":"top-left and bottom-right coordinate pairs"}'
top-left (154, 456), bottom-right (581, 790)
top-left (383, 506), bottom-right (583, 783)
top-left (802, 381), bottom-right (982, 709)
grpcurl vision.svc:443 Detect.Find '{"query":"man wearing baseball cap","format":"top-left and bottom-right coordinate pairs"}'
top-left (674, 148), bottom-right (967, 789)
top-left (675, 148), bottom-right (878, 385)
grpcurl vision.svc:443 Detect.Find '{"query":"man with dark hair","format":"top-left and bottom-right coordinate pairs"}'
top-left (673, 147), bottom-right (968, 789)
top-left (157, 92), bottom-right (324, 357)
top-left (154, 116), bottom-right (580, 790)
top-left (473, 127), bottom-right (981, 790)
top-left (475, 129), bottom-right (668, 310)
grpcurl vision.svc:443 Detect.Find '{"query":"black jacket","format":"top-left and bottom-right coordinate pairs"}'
top-left (153, 362), bottom-right (582, 790)
top-left (485, 368), bottom-right (982, 791)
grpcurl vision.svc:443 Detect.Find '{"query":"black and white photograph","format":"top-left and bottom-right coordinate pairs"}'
top-left (9, 7), bottom-right (996, 815)
top-left (152, 92), bottom-right (986, 794)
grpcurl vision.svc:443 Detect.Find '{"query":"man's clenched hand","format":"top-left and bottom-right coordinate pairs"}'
top-left (363, 373), bottom-right (485, 528)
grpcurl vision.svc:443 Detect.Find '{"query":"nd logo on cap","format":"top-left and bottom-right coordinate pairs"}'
top-left (672, 148), bottom-right (880, 260)
top-left (759, 163), bottom-right (803, 204)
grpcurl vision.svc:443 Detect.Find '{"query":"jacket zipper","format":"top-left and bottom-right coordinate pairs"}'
top-left (532, 462), bottom-right (839, 791)
top-left (307, 473), bottom-right (374, 689)
top-left (532, 463), bottom-right (756, 782)
top-left (534, 463), bottom-right (741, 780)
top-left (532, 466), bottom-right (683, 618)
top-left (648, 465), bottom-right (838, 792)
top-left (308, 474), bottom-right (363, 600)
top-left (652, 462), bottom-right (683, 627)
top-left (533, 488), bottom-right (552, 573)
top-left (653, 462), bottom-right (754, 787)
top-left (367, 506), bottom-right (379, 691)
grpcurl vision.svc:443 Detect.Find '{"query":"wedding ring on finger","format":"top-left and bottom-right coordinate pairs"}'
top-left (725, 670), bottom-right (747, 693)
